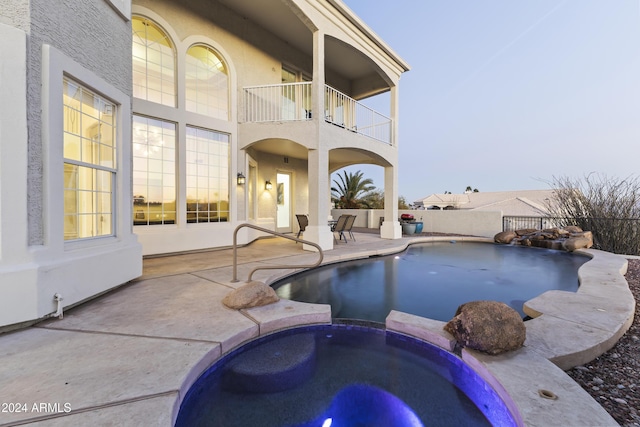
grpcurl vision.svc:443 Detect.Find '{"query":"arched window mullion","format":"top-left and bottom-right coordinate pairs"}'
top-left (132, 16), bottom-right (176, 108)
top-left (185, 44), bottom-right (229, 120)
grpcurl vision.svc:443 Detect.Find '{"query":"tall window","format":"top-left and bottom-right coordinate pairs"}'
top-left (132, 115), bottom-right (176, 225)
top-left (132, 16), bottom-right (176, 107)
top-left (63, 78), bottom-right (116, 240)
top-left (186, 127), bottom-right (229, 223)
top-left (185, 45), bottom-right (229, 120)
top-left (132, 16), bottom-right (233, 229)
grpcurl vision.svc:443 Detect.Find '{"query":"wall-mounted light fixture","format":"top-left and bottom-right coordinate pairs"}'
top-left (265, 180), bottom-right (273, 190)
top-left (237, 172), bottom-right (246, 185)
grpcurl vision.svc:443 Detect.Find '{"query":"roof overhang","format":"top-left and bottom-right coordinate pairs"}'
top-left (216, 0), bottom-right (409, 99)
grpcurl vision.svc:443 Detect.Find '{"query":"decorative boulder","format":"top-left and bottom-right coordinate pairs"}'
top-left (494, 230), bottom-right (516, 244)
top-left (495, 226), bottom-right (593, 252)
top-left (444, 301), bottom-right (526, 355)
top-left (563, 236), bottom-right (593, 252)
top-left (222, 281), bottom-right (279, 309)
top-left (515, 228), bottom-right (537, 236)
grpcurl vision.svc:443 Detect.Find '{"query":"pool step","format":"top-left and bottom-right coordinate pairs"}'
top-left (222, 333), bottom-right (316, 393)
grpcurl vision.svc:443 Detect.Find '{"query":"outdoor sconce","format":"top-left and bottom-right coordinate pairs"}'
top-left (237, 172), bottom-right (246, 185)
top-left (265, 180), bottom-right (273, 190)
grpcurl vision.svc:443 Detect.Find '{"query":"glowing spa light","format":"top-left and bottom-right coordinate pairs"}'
top-left (321, 418), bottom-right (332, 427)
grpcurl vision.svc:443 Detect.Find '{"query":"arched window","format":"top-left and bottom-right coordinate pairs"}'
top-left (185, 44), bottom-right (229, 120)
top-left (132, 16), bottom-right (176, 107)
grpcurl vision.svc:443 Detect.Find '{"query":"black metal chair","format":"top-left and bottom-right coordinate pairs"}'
top-left (296, 214), bottom-right (308, 239)
top-left (332, 214), bottom-right (350, 243)
top-left (344, 215), bottom-right (356, 241)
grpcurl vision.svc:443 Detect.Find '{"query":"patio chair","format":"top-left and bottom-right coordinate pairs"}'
top-left (344, 214), bottom-right (357, 242)
top-left (332, 214), bottom-right (350, 243)
top-left (296, 214), bottom-right (308, 239)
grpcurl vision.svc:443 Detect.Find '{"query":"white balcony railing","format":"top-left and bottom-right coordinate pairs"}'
top-left (244, 82), bottom-right (312, 122)
top-left (243, 83), bottom-right (392, 144)
top-left (324, 85), bottom-right (391, 144)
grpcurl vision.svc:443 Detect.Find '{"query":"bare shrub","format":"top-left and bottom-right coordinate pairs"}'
top-left (545, 174), bottom-right (640, 255)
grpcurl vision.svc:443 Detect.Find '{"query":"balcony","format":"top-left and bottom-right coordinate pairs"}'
top-left (243, 83), bottom-right (392, 144)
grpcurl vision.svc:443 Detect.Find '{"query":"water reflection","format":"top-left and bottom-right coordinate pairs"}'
top-left (273, 242), bottom-right (587, 322)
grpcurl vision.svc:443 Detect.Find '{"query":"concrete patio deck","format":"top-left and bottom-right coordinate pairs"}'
top-left (0, 231), bottom-right (632, 426)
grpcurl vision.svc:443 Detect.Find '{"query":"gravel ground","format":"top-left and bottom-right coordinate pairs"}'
top-left (566, 259), bottom-right (640, 427)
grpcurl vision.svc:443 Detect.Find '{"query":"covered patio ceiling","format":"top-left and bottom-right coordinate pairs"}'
top-left (215, 0), bottom-right (402, 99)
top-left (249, 139), bottom-right (390, 170)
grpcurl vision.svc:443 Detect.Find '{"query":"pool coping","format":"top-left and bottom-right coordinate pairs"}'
top-left (1, 235), bottom-right (625, 426)
top-left (231, 237), bottom-right (630, 427)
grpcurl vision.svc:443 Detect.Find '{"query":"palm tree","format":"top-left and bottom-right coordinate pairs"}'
top-left (465, 186), bottom-right (479, 193)
top-left (331, 170), bottom-right (376, 209)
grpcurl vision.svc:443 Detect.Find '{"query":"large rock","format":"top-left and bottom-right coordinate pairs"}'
top-left (222, 281), bottom-right (279, 309)
top-left (563, 236), bottom-right (593, 251)
top-left (494, 230), bottom-right (516, 244)
top-left (444, 300), bottom-right (526, 355)
top-left (495, 226), bottom-right (593, 252)
top-left (515, 228), bottom-right (538, 236)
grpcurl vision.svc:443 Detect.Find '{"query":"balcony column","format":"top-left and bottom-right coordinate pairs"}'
top-left (380, 165), bottom-right (402, 239)
top-left (311, 29), bottom-right (325, 125)
top-left (381, 84), bottom-right (401, 239)
top-left (390, 84), bottom-right (399, 147)
top-left (302, 30), bottom-right (333, 251)
top-left (304, 149), bottom-right (334, 251)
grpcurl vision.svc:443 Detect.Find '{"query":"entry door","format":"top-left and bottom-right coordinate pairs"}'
top-left (276, 172), bottom-right (292, 233)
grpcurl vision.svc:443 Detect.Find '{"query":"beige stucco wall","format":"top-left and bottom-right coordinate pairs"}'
top-left (134, 0), bottom-right (313, 122)
top-left (332, 209), bottom-right (503, 238)
top-left (132, 1), bottom-right (309, 253)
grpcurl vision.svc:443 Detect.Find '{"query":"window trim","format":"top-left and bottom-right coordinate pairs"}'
top-left (185, 125), bottom-right (231, 224)
top-left (132, 114), bottom-right (177, 227)
top-left (185, 43), bottom-right (230, 120)
top-left (132, 15), bottom-right (177, 108)
top-left (43, 44), bottom-right (132, 251)
top-left (63, 77), bottom-right (118, 241)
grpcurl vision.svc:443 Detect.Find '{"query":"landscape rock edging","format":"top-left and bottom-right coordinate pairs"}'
top-left (494, 226), bottom-right (593, 252)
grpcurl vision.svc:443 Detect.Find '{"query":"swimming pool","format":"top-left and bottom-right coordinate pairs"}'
top-left (273, 242), bottom-right (587, 323)
top-left (175, 324), bottom-right (517, 427)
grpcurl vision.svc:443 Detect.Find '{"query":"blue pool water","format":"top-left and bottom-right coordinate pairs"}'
top-left (273, 242), bottom-right (587, 323)
top-left (175, 324), bottom-right (517, 427)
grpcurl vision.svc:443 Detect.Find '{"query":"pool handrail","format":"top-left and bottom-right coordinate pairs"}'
top-left (231, 223), bottom-right (324, 282)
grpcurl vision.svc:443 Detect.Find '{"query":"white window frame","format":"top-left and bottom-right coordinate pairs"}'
top-left (132, 114), bottom-right (177, 226)
top-left (185, 44), bottom-right (230, 120)
top-left (185, 126), bottom-right (230, 224)
top-left (63, 77), bottom-right (117, 240)
top-left (132, 15), bottom-right (177, 108)
top-left (43, 44), bottom-right (132, 251)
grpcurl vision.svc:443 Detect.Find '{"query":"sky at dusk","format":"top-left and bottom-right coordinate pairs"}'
top-left (337, 0), bottom-right (640, 203)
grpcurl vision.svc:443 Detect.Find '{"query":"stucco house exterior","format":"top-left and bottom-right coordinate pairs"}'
top-left (0, 0), bottom-right (409, 330)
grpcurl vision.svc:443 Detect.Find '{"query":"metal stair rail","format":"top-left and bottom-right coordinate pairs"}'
top-left (231, 223), bottom-right (324, 283)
